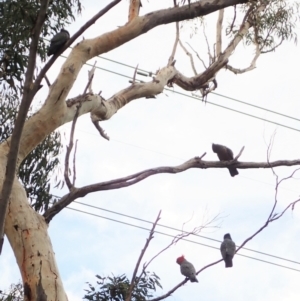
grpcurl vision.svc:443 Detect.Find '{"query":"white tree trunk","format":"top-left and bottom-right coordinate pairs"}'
top-left (0, 1), bottom-right (272, 300)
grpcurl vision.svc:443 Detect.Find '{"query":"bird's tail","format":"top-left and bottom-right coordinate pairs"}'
top-left (225, 256), bottom-right (233, 268)
top-left (190, 276), bottom-right (199, 283)
top-left (228, 167), bottom-right (239, 177)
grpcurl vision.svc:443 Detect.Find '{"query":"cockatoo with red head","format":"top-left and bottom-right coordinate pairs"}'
top-left (176, 255), bottom-right (198, 282)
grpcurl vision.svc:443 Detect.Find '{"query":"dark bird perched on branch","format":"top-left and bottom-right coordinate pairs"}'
top-left (47, 29), bottom-right (70, 56)
top-left (220, 233), bottom-right (236, 268)
top-left (212, 143), bottom-right (239, 177)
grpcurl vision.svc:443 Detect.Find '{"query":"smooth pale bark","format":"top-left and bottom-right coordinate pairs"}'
top-left (0, 1), bottom-right (278, 300)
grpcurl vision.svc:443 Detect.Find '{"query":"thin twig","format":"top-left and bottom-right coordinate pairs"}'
top-left (64, 104), bottom-right (81, 190)
top-left (92, 121), bottom-right (110, 140)
top-left (168, 21), bottom-right (180, 66)
top-left (83, 73), bottom-right (95, 95)
top-left (203, 23), bottom-right (213, 64)
top-left (150, 164), bottom-right (300, 301)
top-left (234, 146), bottom-right (245, 161)
top-left (44, 75), bottom-right (51, 87)
top-left (179, 40), bottom-right (197, 75)
top-left (83, 61), bottom-right (97, 94)
top-left (132, 64), bottom-right (139, 84)
top-left (125, 211), bottom-right (162, 301)
top-left (137, 214), bottom-right (219, 289)
top-left (195, 152), bottom-right (207, 160)
top-left (186, 42), bottom-right (207, 69)
top-left (227, 5), bottom-right (237, 35)
top-left (72, 140), bottom-right (78, 186)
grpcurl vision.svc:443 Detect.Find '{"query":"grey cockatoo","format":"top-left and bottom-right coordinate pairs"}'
top-left (220, 233), bottom-right (236, 268)
top-left (212, 143), bottom-right (239, 177)
top-left (47, 29), bottom-right (70, 56)
top-left (176, 255), bottom-right (198, 282)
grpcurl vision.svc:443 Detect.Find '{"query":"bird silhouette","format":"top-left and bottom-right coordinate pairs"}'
top-left (47, 29), bottom-right (70, 56)
top-left (220, 233), bottom-right (236, 268)
top-left (212, 143), bottom-right (239, 177)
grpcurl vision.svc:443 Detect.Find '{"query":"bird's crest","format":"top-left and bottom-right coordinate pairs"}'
top-left (176, 255), bottom-right (185, 264)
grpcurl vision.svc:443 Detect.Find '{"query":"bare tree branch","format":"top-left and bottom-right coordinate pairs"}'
top-left (226, 29), bottom-right (261, 74)
top-left (84, 61), bottom-right (97, 95)
top-left (150, 166), bottom-right (300, 301)
top-left (203, 23), bottom-right (214, 64)
top-left (186, 42), bottom-right (207, 69)
top-left (234, 146), bottom-right (245, 160)
top-left (64, 104), bottom-right (81, 190)
top-left (43, 156), bottom-right (300, 223)
top-left (128, 0), bottom-right (142, 22)
top-left (168, 21), bottom-right (180, 66)
top-left (149, 258), bottom-right (222, 301)
top-left (179, 40), bottom-right (197, 75)
top-left (92, 121), bottom-right (110, 140)
top-left (44, 75), bottom-right (51, 87)
top-left (226, 5), bottom-right (237, 35)
top-left (216, 9), bottom-right (224, 58)
top-left (237, 173), bottom-right (300, 252)
top-left (72, 140), bottom-right (78, 186)
top-left (125, 211), bottom-right (161, 301)
top-left (132, 64), bottom-right (139, 84)
top-left (142, 214), bottom-right (220, 274)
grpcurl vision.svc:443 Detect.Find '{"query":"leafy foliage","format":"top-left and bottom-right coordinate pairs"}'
top-left (0, 0), bottom-right (82, 90)
top-left (84, 272), bottom-right (162, 301)
top-left (0, 282), bottom-right (23, 301)
top-left (232, 0), bottom-right (299, 52)
top-left (0, 92), bottom-right (62, 213)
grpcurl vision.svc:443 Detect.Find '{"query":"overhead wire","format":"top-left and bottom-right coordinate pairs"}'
top-left (59, 54), bottom-right (300, 133)
top-left (50, 193), bottom-right (300, 269)
top-left (49, 194), bottom-right (300, 267)
top-left (71, 200), bottom-right (300, 265)
top-left (96, 54), bottom-right (300, 123)
top-left (50, 45), bottom-right (300, 271)
top-left (65, 205), bottom-right (300, 273)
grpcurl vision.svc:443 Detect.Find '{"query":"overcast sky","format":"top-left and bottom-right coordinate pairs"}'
top-left (1, 1), bottom-right (300, 301)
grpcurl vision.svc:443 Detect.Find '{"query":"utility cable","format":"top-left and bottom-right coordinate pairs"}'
top-left (71, 200), bottom-right (300, 265)
top-left (50, 194), bottom-right (300, 266)
top-left (66, 206), bottom-right (300, 273)
top-left (59, 55), bottom-right (300, 133)
top-left (93, 53), bottom-right (300, 123)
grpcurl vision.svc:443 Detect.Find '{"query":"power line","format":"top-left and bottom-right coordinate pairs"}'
top-left (51, 194), bottom-right (300, 266)
top-left (59, 54), bottom-right (300, 133)
top-left (165, 89), bottom-right (300, 133)
top-left (211, 91), bottom-right (300, 122)
top-left (93, 53), bottom-right (300, 123)
top-left (71, 200), bottom-right (300, 265)
top-left (65, 206), bottom-right (300, 273)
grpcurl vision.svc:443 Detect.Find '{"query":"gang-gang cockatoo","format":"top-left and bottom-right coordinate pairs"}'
top-left (176, 255), bottom-right (198, 282)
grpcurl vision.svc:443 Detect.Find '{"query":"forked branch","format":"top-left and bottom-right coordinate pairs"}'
top-left (125, 211), bottom-right (161, 301)
top-left (149, 167), bottom-right (300, 301)
top-left (168, 21), bottom-right (180, 66)
top-left (64, 104), bottom-right (81, 189)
